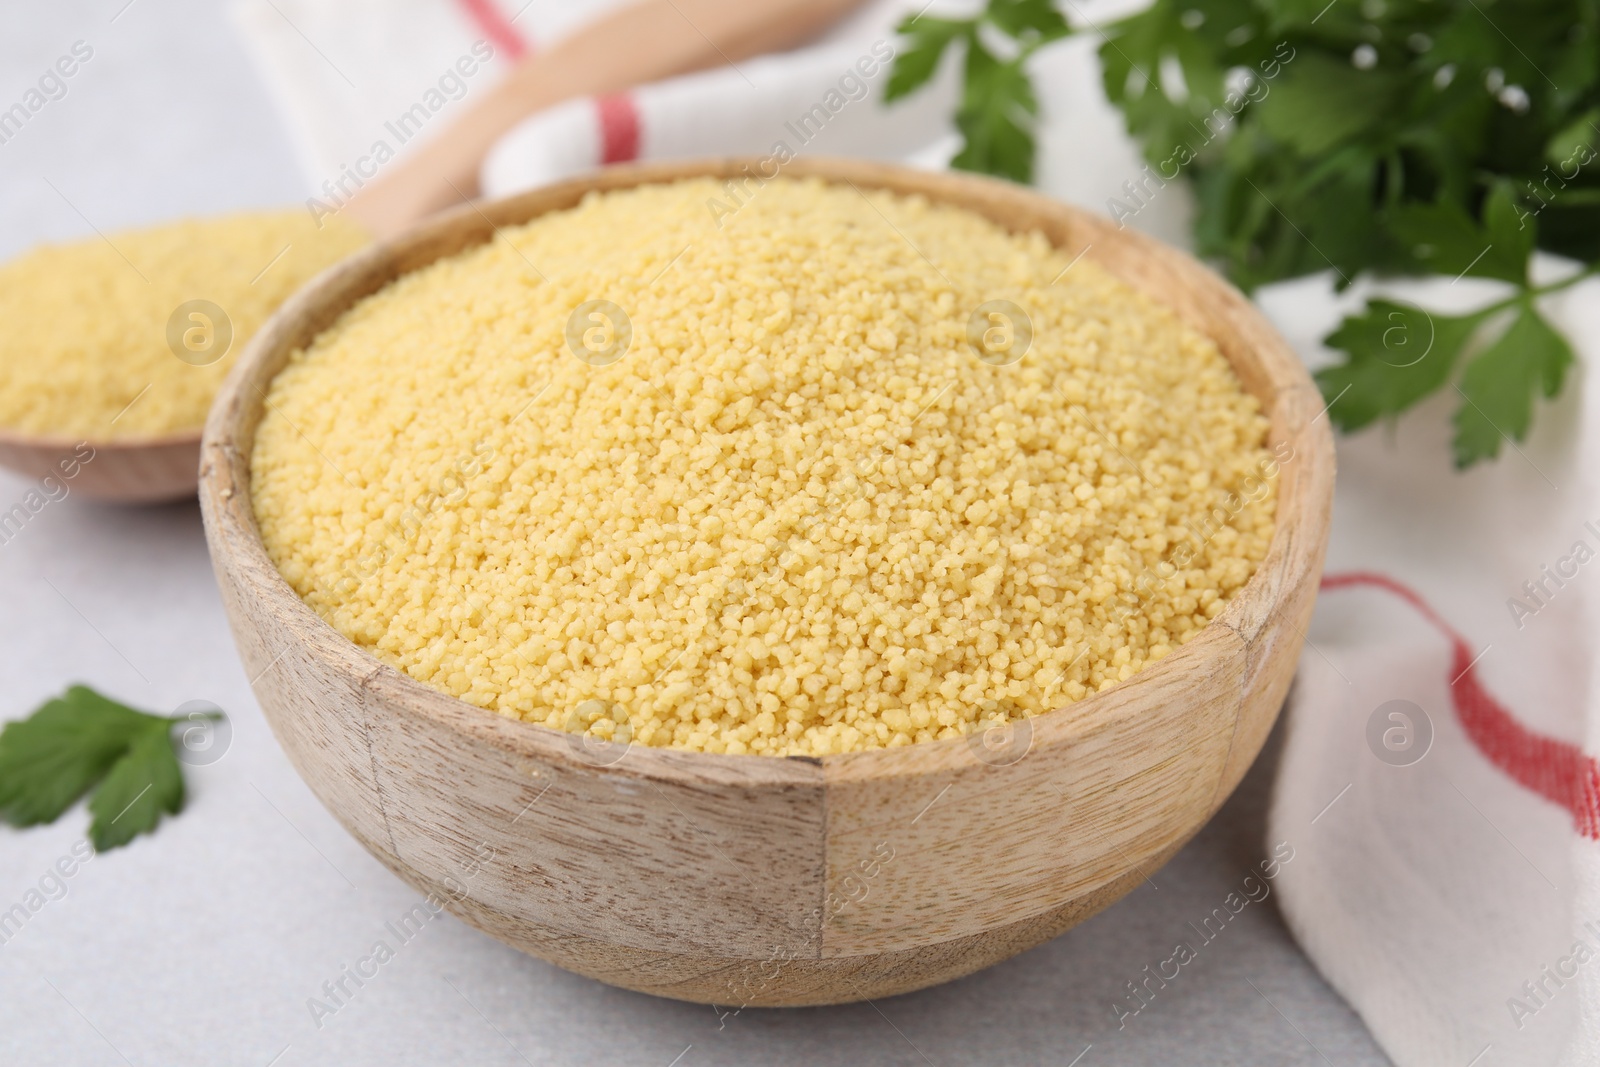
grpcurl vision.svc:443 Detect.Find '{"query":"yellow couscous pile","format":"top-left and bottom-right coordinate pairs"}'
top-left (252, 177), bottom-right (1276, 756)
top-left (0, 211), bottom-right (367, 438)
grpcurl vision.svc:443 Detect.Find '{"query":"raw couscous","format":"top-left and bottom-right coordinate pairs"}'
top-left (0, 212), bottom-right (368, 439)
top-left (251, 177), bottom-right (1277, 756)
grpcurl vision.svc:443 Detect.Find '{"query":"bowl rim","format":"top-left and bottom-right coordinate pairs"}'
top-left (200, 155), bottom-right (1333, 790)
top-left (0, 425), bottom-right (203, 451)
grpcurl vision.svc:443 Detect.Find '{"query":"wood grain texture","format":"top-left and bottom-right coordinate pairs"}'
top-left (0, 429), bottom-right (200, 503)
top-left (199, 157), bottom-right (1335, 1006)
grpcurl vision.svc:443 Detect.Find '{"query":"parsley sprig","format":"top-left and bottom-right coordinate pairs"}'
top-left (890, 0), bottom-right (1600, 466)
top-left (0, 686), bottom-right (217, 850)
top-left (886, 0), bottom-right (1073, 182)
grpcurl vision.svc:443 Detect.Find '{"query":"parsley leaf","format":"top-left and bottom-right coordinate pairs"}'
top-left (894, 0), bottom-right (1600, 464)
top-left (1254, 53), bottom-right (1401, 157)
top-left (953, 47), bottom-right (1039, 183)
top-left (0, 686), bottom-right (155, 826)
top-left (884, 16), bottom-right (970, 103)
top-left (87, 727), bottom-right (185, 851)
top-left (1452, 303), bottom-right (1575, 467)
top-left (1317, 301), bottom-right (1486, 433)
top-left (1546, 108), bottom-right (1600, 165)
top-left (986, 0), bottom-right (1069, 42)
top-left (0, 686), bottom-right (213, 850)
top-left (887, 0), bottom-right (1070, 182)
top-left (1389, 186), bottom-right (1533, 284)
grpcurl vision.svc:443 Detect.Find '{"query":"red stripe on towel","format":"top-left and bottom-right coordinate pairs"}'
top-left (1322, 571), bottom-right (1600, 839)
top-left (456, 0), bottom-right (531, 60)
top-left (595, 93), bottom-right (641, 163)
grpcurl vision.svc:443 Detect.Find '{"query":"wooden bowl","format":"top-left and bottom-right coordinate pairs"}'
top-left (199, 157), bottom-right (1334, 1006)
top-left (0, 428), bottom-right (200, 503)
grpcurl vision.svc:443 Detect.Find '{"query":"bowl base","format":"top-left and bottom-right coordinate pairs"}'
top-left (380, 835), bottom-right (1180, 1006)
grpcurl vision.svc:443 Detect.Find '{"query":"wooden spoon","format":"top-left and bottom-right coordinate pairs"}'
top-left (345, 0), bottom-right (868, 238)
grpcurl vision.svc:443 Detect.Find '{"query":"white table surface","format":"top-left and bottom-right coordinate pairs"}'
top-left (0, 2), bottom-right (1393, 1064)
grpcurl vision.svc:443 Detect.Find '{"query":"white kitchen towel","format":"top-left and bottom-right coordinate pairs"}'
top-left (473, 5), bottom-right (1174, 235)
top-left (230, 0), bottom-right (634, 189)
top-left (229, 0), bottom-right (950, 198)
top-left (477, 37), bottom-right (958, 198)
top-left (1259, 264), bottom-right (1600, 1067)
top-left (232, 4), bottom-right (1600, 1065)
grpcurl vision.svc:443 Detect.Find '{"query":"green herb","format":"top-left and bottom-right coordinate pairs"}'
top-left (0, 686), bottom-right (216, 850)
top-left (885, 0), bottom-right (1072, 182)
top-left (890, 0), bottom-right (1600, 466)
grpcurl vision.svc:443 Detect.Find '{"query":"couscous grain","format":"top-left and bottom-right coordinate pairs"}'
top-left (251, 177), bottom-right (1277, 756)
top-left (0, 212), bottom-right (367, 438)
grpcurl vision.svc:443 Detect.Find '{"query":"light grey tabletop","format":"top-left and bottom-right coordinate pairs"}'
top-left (0, 2), bottom-right (1392, 1064)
